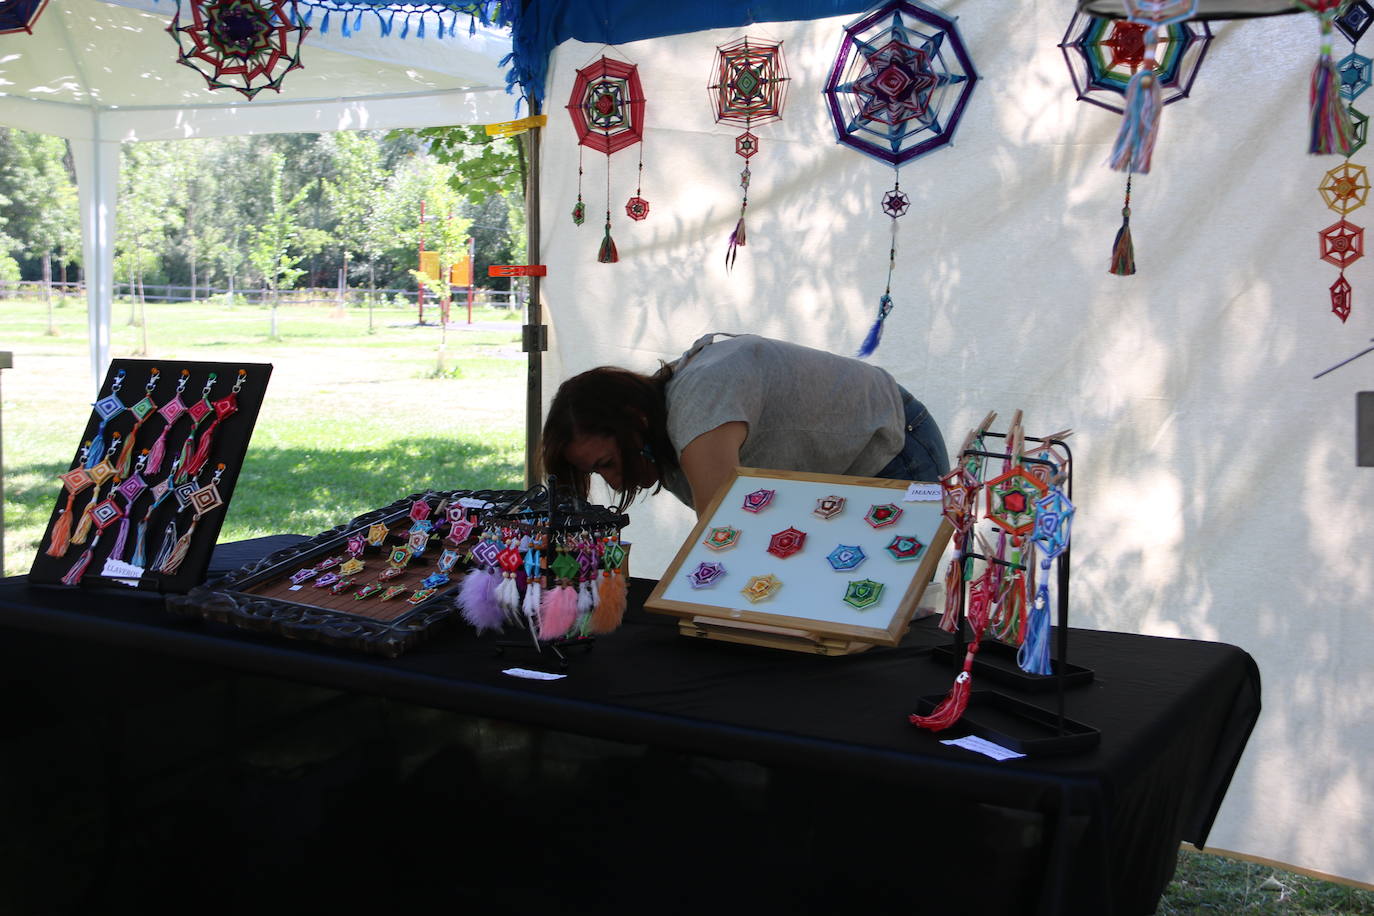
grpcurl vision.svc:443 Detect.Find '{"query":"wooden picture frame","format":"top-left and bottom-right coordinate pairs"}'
top-left (646, 467), bottom-right (952, 655)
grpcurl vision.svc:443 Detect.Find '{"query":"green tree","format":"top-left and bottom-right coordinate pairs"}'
top-left (320, 130), bottom-right (388, 311)
top-left (407, 164), bottom-right (473, 374)
top-left (248, 152), bottom-right (313, 338)
top-left (117, 142), bottom-right (183, 351)
top-left (0, 130), bottom-right (80, 332)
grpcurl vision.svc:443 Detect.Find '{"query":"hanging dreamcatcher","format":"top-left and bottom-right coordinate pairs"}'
top-left (167, 0), bottom-right (311, 100)
top-left (707, 35), bottom-right (791, 270)
top-left (0, 0), bottom-right (50, 35)
top-left (566, 54), bottom-right (648, 264)
top-left (1060, 7), bottom-right (1211, 277)
top-left (1059, 11), bottom-right (1212, 114)
top-left (823, 0), bottom-right (977, 356)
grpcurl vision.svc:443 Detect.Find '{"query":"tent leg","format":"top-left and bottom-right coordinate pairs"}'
top-left (524, 103), bottom-right (546, 489)
top-left (69, 132), bottom-right (119, 393)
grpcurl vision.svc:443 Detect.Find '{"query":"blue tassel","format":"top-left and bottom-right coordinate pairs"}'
top-left (1017, 577), bottom-right (1054, 676)
top-left (354, 11), bottom-right (364, 31)
top-left (857, 294), bottom-right (894, 358)
top-left (302, 9), bottom-right (313, 26)
top-left (131, 520), bottom-right (149, 568)
top-left (380, 12), bottom-right (392, 36)
top-left (401, 16), bottom-right (409, 38)
top-left (340, 12), bottom-right (350, 36)
top-left (320, 10), bottom-right (330, 34)
top-left (85, 434), bottom-right (106, 469)
top-left (417, 17), bottom-right (425, 38)
top-left (1108, 67), bottom-right (1161, 174)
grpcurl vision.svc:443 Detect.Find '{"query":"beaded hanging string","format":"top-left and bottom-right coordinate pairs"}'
top-left (158, 464), bottom-right (227, 575)
top-left (45, 445), bottom-right (94, 558)
top-left (131, 456), bottom-right (182, 568)
top-left (145, 370), bottom-right (191, 475)
top-left (522, 524), bottom-right (546, 631)
top-left (572, 147), bottom-right (586, 225)
top-left (84, 369), bottom-right (127, 470)
top-left (858, 172), bottom-right (907, 357)
top-left (173, 373), bottom-right (220, 486)
top-left (599, 152), bottom-right (618, 263)
top-left (115, 369), bottom-right (161, 478)
top-left (183, 369), bottom-right (244, 477)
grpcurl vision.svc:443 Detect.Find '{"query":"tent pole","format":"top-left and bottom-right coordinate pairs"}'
top-left (523, 101), bottom-right (546, 489)
top-left (70, 124), bottom-right (117, 393)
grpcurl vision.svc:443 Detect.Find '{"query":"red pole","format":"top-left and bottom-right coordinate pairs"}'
top-left (417, 200), bottom-right (426, 325)
top-left (467, 236), bottom-right (475, 324)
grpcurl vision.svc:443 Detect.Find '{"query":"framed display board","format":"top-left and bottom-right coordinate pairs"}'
top-left (29, 359), bottom-right (271, 594)
top-left (168, 488), bottom-right (523, 658)
top-left (646, 468), bottom-right (952, 655)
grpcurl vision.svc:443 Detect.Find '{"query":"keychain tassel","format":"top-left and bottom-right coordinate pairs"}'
top-left (539, 584), bottom-right (579, 640)
top-left (725, 214), bottom-right (747, 272)
top-left (590, 570), bottom-right (628, 633)
top-left (150, 520), bottom-right (179, 573)
top-left (458, 567), bottom-right (504, 633)
top-left (70, 503), bottom-right (96, 546)
top-left (937, 556), bottom-right (963, 633)
top-left (60, 543), bottom-right (97, 586)
top-left (109, 516), bottom-right (132, 561)
top-left (1018, 580), bottom-right (1054, 676)
top-left (158, 525), bottom-right (196, 575)
top-left (145, 429), bottom-right (170, 475)
top-left (130, 520), bottom-right (150, 568)
top-left (46, 508), bottom-right (74, 558)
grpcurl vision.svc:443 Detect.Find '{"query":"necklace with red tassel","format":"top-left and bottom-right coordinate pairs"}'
top-left (173, 373), bottom-right (220, 485)
top-left (183, 369), bottom-right (244, 477)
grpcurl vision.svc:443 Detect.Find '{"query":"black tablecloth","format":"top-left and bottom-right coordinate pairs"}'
top-left (0, 536), bottom-right (1260, 916)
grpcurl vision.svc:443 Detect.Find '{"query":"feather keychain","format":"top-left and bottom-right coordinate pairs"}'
top-left (591, 569), bottom-right (628, 634)
top-left (458, 564), bottom-right (504, 633)
top-left (539, 580), bottom-right (578, 641)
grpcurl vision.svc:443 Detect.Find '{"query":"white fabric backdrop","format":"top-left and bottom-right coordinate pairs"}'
top-left (537, 2), bottom-right (1374, 887)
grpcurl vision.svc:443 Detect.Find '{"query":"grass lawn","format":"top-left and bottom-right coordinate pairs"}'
top-left (1, 295), bottom-right (526, 577)
top-left (3, 297), bottom-right (1374, 913)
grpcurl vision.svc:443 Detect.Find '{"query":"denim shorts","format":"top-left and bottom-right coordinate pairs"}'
top-left (874, 387), bottom-right (950, 483)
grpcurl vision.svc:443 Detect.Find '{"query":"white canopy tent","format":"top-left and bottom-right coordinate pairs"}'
top-left (0, 0), bottom-right (514, 384)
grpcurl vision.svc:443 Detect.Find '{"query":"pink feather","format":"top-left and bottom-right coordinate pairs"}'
top-left (539, 585), bottom-right (579, 641)
top-left (458, 568), bottom-right (504, 633)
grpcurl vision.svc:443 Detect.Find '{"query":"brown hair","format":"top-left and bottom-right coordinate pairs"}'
top-left (539, 365), bottom-right (678, 512)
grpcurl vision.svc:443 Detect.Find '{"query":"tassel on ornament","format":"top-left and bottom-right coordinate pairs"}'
top-left (1108, 53), bottom-right (1162, 174)
top-left (150, 520), bottom-right (179, 573)
top-left (46, 510), bottom-right (73, 558)
top-left (857, 294), bottom-right (894, 359)
top-left (1018, 581), bottom-right (1054, 676)
top-left (725, 214), bottom-right (746, 271)
top-left (458, 567), bottom-right (504, 633)
top-left (109, 517), bottom-right (132, 561)
top-left (61, 548), bottom-right (95, 586)
top-left (937, 556), bottom-right (962, 634)
top-left (1311, 12), bottom-right (1355, 155)
top-left (590, 570), bottom-right (628, 633)
top-left (158, 525), bottom-right (196, 575)
top-left (70, 503), bottom-right (96, 547)
top-left (145, 430), bottom-right (169, 475)
top-left (523, 577), bottom-right (544, 631)
top-left (1110, 173), bottom-right (1136, 276)
top-left (910, 667), bottom-right (973, 732)
top-left (598, 221), bottom-right (619, 263)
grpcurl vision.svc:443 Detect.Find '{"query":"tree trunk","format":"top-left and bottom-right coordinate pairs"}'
top-left (190, 253), bottom-right (198, 304)
top-left (227, 270), bottom-right (236, 307)
top-left (42, 250), bottom-right (55, 336)
top-left (269, 286), bottom-right (278, 338)
top-left (367, 260), bottom-right (376, 333)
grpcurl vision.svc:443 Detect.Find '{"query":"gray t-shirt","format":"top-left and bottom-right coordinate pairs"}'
top-left (659, 333), bottom-right (905, 507)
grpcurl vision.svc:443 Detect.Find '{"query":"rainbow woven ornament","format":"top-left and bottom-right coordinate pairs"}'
top-left (823, 0), bottom-right (977, 355)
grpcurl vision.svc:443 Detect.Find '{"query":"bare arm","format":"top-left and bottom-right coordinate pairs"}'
top-left (678, 421), bottom-right (749, 518)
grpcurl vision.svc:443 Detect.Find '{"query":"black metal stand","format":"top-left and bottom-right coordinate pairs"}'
top-left (924, 429), bottom-right (1099, 755)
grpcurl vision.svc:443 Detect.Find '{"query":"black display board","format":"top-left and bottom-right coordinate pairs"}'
top-left (29, 359), bottom-right (272, 594)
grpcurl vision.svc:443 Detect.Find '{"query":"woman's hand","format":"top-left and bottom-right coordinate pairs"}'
top-left (678, 421), bottom-right (748, 518)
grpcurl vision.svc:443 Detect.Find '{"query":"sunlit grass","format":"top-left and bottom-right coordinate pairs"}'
top-left (1, 296), bottom-right (526, 576)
